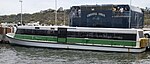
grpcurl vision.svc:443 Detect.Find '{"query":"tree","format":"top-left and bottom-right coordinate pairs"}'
top-left (57, 7), bottom-right (63, 12)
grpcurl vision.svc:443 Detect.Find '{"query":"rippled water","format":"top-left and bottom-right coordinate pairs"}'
top-left (1, 44), bottom-right (150, 64)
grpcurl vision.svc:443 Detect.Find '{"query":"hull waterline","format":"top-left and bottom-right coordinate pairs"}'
top-left (7, 35), bottom-right (146, 53)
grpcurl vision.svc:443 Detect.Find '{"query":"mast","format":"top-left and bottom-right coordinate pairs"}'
top-left (55, 0), bottom-right (57, 25)
top-left (63, 10), bottom-right (66, 25)
top-left (19, 0), bottom-right (23, 24)
top-left (129, 0), bottom-right (132, 28)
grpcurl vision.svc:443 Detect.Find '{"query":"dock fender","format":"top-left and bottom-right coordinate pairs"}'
top-left (140, 38), bottom-right (148, 48)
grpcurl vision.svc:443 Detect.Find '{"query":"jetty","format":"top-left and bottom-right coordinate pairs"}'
top-left (0, 23), bottom-right (15, 43)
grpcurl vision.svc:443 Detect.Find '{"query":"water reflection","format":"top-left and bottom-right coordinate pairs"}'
top-left (0, 44), bottom-right (150, 64)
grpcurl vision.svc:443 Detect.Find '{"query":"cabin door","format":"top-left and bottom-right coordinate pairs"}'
top-left (57, 28), bottom-right (67, 43)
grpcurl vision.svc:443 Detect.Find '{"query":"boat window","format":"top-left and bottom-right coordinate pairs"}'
top-left (33, 30), bottom-right (47, 36)
top-left (35, 27), bottom-right (40, 29)
top-left (70, 6), bottom-right (81, 18)
top-left (67, 31), bottom-right (136, 41)
top-left (47, 30), bottom-right (57, 36)
top-left (112, 5), bottom-right (130, 16)
top-left (25, 29), bottom-right (33, 35)
top-left (51, 28), bottom-right (55, 30)
top-left (138, 31), bottom-right (143, 38)
top-left (16, 29), bottom-right (25, 34)
top-left (58, 28), bottom-right (67, 38)
top-left (16, 29), bottom-right (58, 36)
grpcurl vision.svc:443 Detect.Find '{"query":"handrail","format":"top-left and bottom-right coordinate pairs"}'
top-left (113, 11), bottom-right (130, 17)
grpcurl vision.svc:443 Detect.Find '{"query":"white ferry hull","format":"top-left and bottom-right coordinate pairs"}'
top-left (7, 35), bottom-right (146, 53)
top-left (0, 34), bottom-right (2, 41)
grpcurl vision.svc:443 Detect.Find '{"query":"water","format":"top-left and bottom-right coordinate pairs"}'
top-left (0, 44), bottom-right (150, 64)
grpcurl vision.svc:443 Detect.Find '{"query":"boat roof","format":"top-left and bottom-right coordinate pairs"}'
top-left (79, 4), bottom-right (143, 13)
top-left (129, 5), bottom-right (142, 13)
top-left (17, 26), bottom-right (143, 31)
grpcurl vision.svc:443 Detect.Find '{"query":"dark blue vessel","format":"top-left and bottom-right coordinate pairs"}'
top-left (69, 4), bottom-right (144, 28)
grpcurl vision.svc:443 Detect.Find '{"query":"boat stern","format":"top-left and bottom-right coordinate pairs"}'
top-left (5, 33), bottom-right (15, 42)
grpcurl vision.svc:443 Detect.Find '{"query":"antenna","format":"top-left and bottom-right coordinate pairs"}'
top-left (19, 0), bottom-right (23, 24)
top-left (129, 0), bottom-right (132, 28)
top-left (63, 10), bottom-right (66, 25)
top-left (55, 0), bottom-right (57, 25)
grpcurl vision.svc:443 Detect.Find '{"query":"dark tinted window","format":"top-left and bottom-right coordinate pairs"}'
top-left (138, 31), bottom-right (143, 38)
top-left (16, 29), bottom-right (136, 41)
top-left (67, 31), bottom-right (136, 41)
top-left (58, 28), bottom-right (67, 38)
top-left (16, 29), bottom-right (57, 36)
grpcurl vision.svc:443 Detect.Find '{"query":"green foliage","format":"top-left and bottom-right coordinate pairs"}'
top-left (0, 8), bottom-right (150, 26)
top-left (0, 8), bottom-right (69, 25)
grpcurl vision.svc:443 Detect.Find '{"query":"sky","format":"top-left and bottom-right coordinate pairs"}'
top-left (0, 0), bottom-right (150, 15)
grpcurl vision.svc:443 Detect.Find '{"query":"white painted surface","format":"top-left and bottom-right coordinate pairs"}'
top-left (7, 35), bottom-right (146, 53)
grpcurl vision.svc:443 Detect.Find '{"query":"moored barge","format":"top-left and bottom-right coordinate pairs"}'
top-left (6, 26), bottom-right (148, 53)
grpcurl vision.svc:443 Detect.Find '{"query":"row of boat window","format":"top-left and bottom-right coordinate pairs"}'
top-left (16, 29), bottom-right (136, 41)
top-left (67, 31), bottom-right (136, 41)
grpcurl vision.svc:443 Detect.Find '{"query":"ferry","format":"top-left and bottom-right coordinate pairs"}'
top-left (6, 26), bottom-right (148, 53)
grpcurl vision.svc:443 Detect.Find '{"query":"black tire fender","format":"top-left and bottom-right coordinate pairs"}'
top-left (144, 34), bottom-right (150, 38)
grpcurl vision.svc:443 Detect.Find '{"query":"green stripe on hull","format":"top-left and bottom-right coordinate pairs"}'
top-left (67, 38), bottom-right (136, 46)
top-left (57, 38), bottom-right (67, 43)
top-left (15, 34), bottom-right (57, 41)
top-left (15, 34), bottom-right (136, 46)
top-left (67, 38), bottom-right (86, 43)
